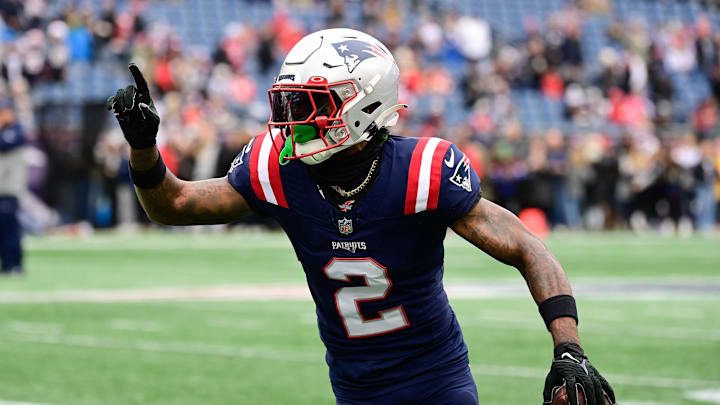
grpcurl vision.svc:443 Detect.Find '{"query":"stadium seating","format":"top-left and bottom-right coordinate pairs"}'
top-left (33, 0), bottom-right (720, 132)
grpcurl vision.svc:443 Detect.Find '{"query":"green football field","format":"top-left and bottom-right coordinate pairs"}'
top-left (0, 231), bottom-right (718, 405)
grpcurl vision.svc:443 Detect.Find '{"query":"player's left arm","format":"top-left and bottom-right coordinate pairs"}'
top-left (452, 199), bottom-right (616, 405)
top-left (452, 199), bottom-right (576, 344)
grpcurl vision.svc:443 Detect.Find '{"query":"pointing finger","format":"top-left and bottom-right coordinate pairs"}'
top-left (128, 63), bottom-right (150, 98)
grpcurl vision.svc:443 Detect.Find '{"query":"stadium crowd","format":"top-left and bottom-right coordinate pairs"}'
top-left (1, 0), bottom-right (719, 234)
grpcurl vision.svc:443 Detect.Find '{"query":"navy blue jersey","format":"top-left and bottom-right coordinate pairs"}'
top-left (227, 133), bottom-right (482, 397)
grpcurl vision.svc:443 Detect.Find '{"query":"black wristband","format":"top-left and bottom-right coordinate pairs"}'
top-left (128, 136), bottom-right (157, 150)
top-left (129, 154), bottom-right (166, 189)
top-left (553, 342), bottom-right (585, 359)
top-left (538, 294), bottom-right (578, 330)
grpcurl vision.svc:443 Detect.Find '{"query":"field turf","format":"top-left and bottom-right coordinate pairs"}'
top-left (0, 231), bottom-right (718, 405)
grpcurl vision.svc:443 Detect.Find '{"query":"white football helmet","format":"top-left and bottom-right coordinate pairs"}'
top-left (268, 28), bottom-right (406, 165)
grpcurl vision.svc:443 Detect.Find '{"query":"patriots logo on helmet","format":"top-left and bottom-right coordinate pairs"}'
top-left (332, 40), bottom-right (389, 73)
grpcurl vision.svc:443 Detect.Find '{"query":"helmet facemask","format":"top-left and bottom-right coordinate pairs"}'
top-left (268, 79), bottom-right (359, 165)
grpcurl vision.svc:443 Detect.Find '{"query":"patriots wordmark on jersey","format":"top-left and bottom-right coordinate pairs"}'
top-left (228, 133), bottom-right (482, 400)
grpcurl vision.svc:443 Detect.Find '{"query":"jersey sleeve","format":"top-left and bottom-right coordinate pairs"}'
top-left (403, 138), bottom-right (481, 224)
top-left (226, 131), bottom-right (290, 215)
top-left (436, 143), bottom-right (482, 225)
top-left (226, 136), bottom-right (265, 215)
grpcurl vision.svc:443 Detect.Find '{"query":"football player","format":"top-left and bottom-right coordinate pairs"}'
top-left (107, 28), bottom-right (616, 405)
top-left (0, 98), bottom-right (27, 276)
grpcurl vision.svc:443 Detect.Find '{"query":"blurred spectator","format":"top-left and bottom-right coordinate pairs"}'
top-left (694, 137), bottom-right (719, 231)
top-left (647, 43), bottom-right (675, 106)
top-left (0, 98), bottom-right (27, 275)
top-left (576, 0), bottom-right (612, 14)
top-left (1, 0), bottom-right (719, 234)
top-left (541, 67), bottom-right (564, 99)
top-left (695, 14), bottom-right (716, 72)
top-left (256, 24), bottom-right (277, 74)
top-left (94, 125), bottom-right (136, 228)
top-left (450, 15), bottom-right (491, 62)
top-left (66, 9), bottom-right (93, 62)
top-left (663, 23), bottom-right (697, 74)
top-left (693, 98), bottom-right (717, 138)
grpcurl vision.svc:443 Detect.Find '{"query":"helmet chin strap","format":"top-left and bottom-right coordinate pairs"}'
top-left (297, 138), bottom-right (340, 165)
top-left (298, 103), bottom-right (408, 165)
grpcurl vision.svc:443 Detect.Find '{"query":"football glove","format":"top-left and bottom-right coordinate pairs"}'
top-left (106, 64), bottom-right (160, 149)
top-left (543, 342), bottom-right (616, 405)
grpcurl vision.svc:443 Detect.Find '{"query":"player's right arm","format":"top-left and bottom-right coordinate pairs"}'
top-left (129, 147), bottom-right (250, 225)
top-left (107, 64), bottom-right (251, 225)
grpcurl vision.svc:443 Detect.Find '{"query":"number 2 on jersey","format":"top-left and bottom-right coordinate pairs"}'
top-left (324, 258), bottom-right (410, 338)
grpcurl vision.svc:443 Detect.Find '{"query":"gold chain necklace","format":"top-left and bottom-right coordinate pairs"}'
top-left (330, 157), bottom-right (379, 198)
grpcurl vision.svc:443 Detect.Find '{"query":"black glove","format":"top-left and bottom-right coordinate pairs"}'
top-left (543, 342), bottom-right (616, 405)
top-left (106, 64), bottom-right (160, 149)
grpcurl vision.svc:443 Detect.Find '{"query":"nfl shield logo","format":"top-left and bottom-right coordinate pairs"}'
top-left (338, 217), bottom-right (353, 235)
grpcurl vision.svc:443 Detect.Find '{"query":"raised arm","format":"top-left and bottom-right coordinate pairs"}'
top-left (451, 199), bottom-right (616, 405)
top-left (129, 147), bottom-right (250, 225)
top-left (107, 64), bottom-right (251, 226)
top-left (451, 198), bottom-right (577, 344)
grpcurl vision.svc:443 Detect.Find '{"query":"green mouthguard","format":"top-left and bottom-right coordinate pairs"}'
top-left (279, 125), bottom-right (317, 165)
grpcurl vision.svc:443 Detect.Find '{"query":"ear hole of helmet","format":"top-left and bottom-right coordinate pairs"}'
top-left (361, 101), bottom-right (382, 114)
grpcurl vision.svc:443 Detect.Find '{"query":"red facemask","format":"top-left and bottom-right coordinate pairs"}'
top-left (267, 78), bottom-right (359, 160)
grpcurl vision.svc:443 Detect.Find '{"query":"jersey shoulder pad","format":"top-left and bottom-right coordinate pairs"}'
top-left (402, 137), bottom-right (481, 222)
top-left (227, 130), bottom-right (289, 209)
top-left (402, 137), bottom-right (452, 215)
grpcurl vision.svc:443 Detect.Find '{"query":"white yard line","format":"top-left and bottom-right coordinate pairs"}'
top-left (4, 333), bottom-right (319, 364)
top-left (445, 283), bottom-right (720, 301)
top-left (7, 321), bottom-right (62, 335)
top-left (4, 332), bottom-right (718, 391)
top-left (206, 318), bottom-right (268, 330)
top-left (1, 283), bottom-right (719, 304)
top-left (464, 316), bottom-right (720, 342)
top-left (0, 285), bottom-right (311, 303)
top-left (622, 402), bottom-right (676, 405)
top-left (685, 389), bottom-right (720, 404)
top-left (108, 318), bottom-right (163, 332)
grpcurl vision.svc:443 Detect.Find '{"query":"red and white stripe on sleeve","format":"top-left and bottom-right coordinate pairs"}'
top-left (404, 137), bottom-right (451, 215)
top-left (249, 130), bottom-right (289, 209)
